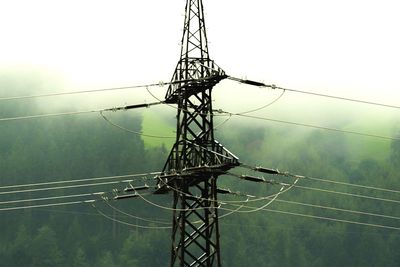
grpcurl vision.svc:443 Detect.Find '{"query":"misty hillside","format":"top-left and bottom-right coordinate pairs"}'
top-left (1, 69), bottom-right (400, 267)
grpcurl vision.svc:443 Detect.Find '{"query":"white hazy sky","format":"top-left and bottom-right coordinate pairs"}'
top-left (0, 0), bottom-right (399, 106)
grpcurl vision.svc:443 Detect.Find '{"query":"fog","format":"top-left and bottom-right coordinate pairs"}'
top-left (1, 0), bottom-right (399, 155)
top-left (1, 0), bottom-right (399, 97)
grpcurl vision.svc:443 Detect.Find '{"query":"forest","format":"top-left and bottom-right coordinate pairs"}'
top-left (1, 70), bottom-right (400, 267)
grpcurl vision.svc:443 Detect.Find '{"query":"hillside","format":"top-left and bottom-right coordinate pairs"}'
top-left (1, 71), bottom-right (399, 266)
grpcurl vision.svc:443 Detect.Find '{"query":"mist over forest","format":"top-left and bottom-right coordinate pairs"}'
top-left (1, 68), bottom-right (400, 266)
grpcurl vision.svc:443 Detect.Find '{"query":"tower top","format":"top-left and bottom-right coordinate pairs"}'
top-left (164, 0), bottom-right (226, 104)
top-left (180, 0), bottom-right (209, 59)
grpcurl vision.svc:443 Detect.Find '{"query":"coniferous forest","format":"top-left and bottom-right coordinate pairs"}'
top-left (1, 70), bottom-right (400, 267)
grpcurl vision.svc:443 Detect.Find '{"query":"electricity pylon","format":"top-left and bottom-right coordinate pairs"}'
top-left (154, 0), bottom-right (239, 266)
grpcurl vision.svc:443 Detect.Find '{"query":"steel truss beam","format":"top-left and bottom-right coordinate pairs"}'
top-left (160, 1), bottom-right (239, 266)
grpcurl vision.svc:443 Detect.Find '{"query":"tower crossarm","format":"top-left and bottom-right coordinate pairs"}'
top-left (165, 58), bottom-right (227, 104)
top-left (155, 141), bottom-right (239, 194)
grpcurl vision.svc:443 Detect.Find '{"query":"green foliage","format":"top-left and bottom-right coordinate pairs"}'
top-left (141, 110), bottom-right (175, 148)
top-left (30, 226), bottom-right (64, 267)
top-left (6, 224), bottom-right (32, 267)
top-left (72, 247), bottom-right (90, 267)
top-left (1, 71), bottom-right (399, 266)
top-left (390, 139), bottom-right (400, 166)
top-left (119, 229), bottom-right (169, 266)
top-left (96, 251), bottom-right (117, 267)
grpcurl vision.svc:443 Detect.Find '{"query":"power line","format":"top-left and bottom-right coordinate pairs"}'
top-left (0, 182), bottom-right (152, 214)
top-left (261, 207), bottom-right (400, 231)
top-left (0, 180), bottom-right (134, 196)
top-left (218, 186), bottom-right (285, 214)
top-left (229, 170), bottom-right (400, 204)
top-left (215, 110), bottom-right (400, 141)
top-left (0, 81), bottom-right (183, 102)
top-left (135, 190), bottom-right (217, 212)
top-left (228, 76), bottom-right (400, 110)
top-left (0, 109), bottom-right (102, 122)
top-left (100, 111), bottom-right (175, 139)
top-left (4, 184), bottom-right (398, 232)
top-left (0, 192), bottom-right (104, 206)
top-left (155, 174), bottom-right (299, 204)
top-left (219, 221), bottom-right (398, 237)
top-left (100, 106), bottom-right (235, 137)
top-left (103, 199), bottom-right (170, 225)
top-left (91, 203), bottom-right (172, 229)
top-left (202, 193), bottom-right (400, 230)
top-left (242, 164), bottom-right (400, 195)
top-left (293, 184), bottom-right (400, 204)
top-left (272, 198), bottom-right (400, 221)
top-left (119, 176), bottom-right (297, 219)
top-left (218, 204), bottom-right (246, 220)
top-left (0, 172), bottom-right (159, 190)
top-left (146, 86), bottom-right (177, 111)
top-left (295, 174), bottom-right (400, 194)
top-left (0, 77), bottom-right (223, 103)
top-left (222, 197), bottom-right (400, 231)
top-left (134, 189), bottom-right (277, 215)
top-left (31, 208), bottom-right (103, 217)
top-left (219, 186), bottom-right (400, 221)
top-left (0, 199), bottom-right (95, 211)
top-left (218, 183), bottom-right (400, 232)
top-left (147, 84), bottom-right (283, 119)
top-left (213, 114), bottom-right (232, 130)
top-left (112, 182), bottom-right (253, 224)
top-left (236, 89), bottom-right (286, 115)
top-left (0, 101), bottom-right (163, 123)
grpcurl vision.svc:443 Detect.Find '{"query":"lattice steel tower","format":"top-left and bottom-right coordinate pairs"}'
top-left (154, 0), bottom-right (239, 266)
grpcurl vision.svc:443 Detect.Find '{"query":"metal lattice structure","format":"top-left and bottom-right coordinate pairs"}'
top-left (154, 0), bottom-right (239, 266)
